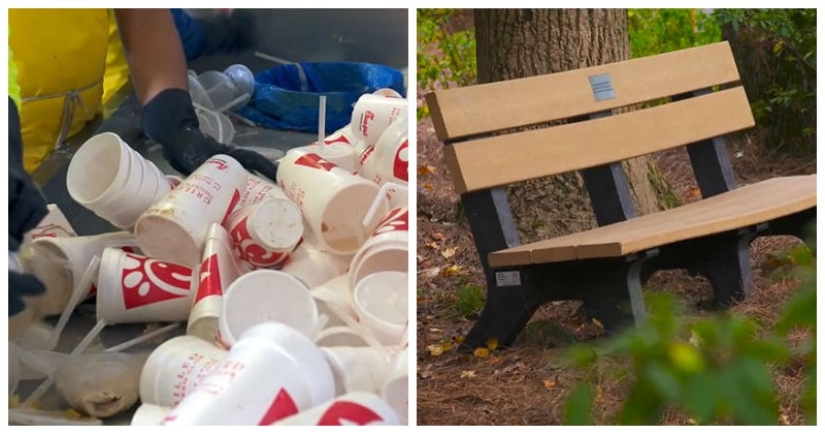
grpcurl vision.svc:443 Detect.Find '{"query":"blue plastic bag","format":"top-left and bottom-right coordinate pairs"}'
top-left (239, 62), bottom-right (405, 133)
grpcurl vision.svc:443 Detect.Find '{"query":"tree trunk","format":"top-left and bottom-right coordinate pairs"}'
top-left (474, 9), bottom-right (663, 244)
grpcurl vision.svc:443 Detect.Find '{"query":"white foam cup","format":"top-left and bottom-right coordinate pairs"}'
top-left (66, 132), bottom-right (132, 206)
top-left (348, 207), bottom-right (409, 290)
top-left (352, 271), bottom-right (408, 346)
top-left (139, 335), bottom-right (228, 407)
top-left (382, 347), bottom-right (409, 424)
top-left (281, 242), bottom-right (351, 289)
top-left (187, 224), bottom-right (242, 342)
top-left (358, 118), bottom-right (409, 186)
top-left (226, 197), bottom-right (303, 270)
top-left (309, 275), bottom-right (358, 329)
top-left (219, 270), bottom-right (319, 347)
top-left (272, 392), bottom-right (400, 426)
top-left (23, 204), bottom-right (76, 244)
top-left (23, 232), bottom-right (138, 315)
top-left (321, 346), bottom-right (397, 395)
top-left (277, 148), bottom-right (381, 255)
top-left (135, 155), bottom-right (248, 267)
top-left (131, 404), bottom-right (173, 426)
top-left (314, 326), bottom-right (371, 348)
top-left (96, 247), bottom-right (196, 324)
top-left (162, 322), bottom-right (334, 425)
top-left (349, 94), bottom-right (408, 146)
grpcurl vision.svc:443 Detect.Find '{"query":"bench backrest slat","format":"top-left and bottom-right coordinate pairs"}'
top-left (443, 87), bottom-right (754, 194)
top-left (426, 41), bottom-right (741, 142)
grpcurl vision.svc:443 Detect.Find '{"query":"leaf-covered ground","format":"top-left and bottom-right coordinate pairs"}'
top-left (415, 94), bottom-right (816, 425)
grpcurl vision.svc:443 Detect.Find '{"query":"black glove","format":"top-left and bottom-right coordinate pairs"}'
top-left (8, 271), bottom-right (46, 316)
top-left (8, 97), bottom-right (48, 316)
top-left (198, 10), bottom-right (255, 56)
top-left (141, 88), bottom-right (277, 181)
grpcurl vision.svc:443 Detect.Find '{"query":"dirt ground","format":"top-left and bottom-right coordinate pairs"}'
top-left (414, 89), bottom-right (816, 424)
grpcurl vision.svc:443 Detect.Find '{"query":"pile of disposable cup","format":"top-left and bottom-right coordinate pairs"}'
top-left (13, 87), bottom-right (409, 426)
top-left (66, 132), bottom-right (173, 230)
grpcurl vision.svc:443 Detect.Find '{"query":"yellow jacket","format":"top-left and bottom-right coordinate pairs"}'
top-left (9, 9), bottom-right (130, 173)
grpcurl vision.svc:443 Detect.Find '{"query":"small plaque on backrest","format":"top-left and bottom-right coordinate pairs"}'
top-left (589, 74), bottom-right (616, 101)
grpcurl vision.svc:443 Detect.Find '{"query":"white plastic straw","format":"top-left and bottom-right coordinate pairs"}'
top-left (363, 182), bottom-right (408, 229)
top-left (47, 255), bottom-right (100, 350)
top-left (23, 319), bottom-right (107, 407)
top-left (317, 95), bottom-right (327, 155)
top-left (104, 322), bottom-right (181, 353)
top-left (254, 51), bottom-right (293, 65)
top-left (214, 93), bottom-right (249, 114)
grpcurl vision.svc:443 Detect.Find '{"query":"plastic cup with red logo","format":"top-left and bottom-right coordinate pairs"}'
top-left (348, 207), bottom-right (409, 290)
top-left (277, 148), bottom-right (383, 255)
top-left (187, 224), bottom-right (243, 342)
top-left (357, 117), bottom-right (409, 186)
top-left (272, 392), bottom-right (400, 426)
top-left (161, 322), bottom-right (335, 425)
top-left (349, 93), bottom-right (408, 146)
top-left (96, 247), bottom-right (196, 324)
top-left (139, 335), bottom-right (228, 407)
top-left (135, 155), bottom-right (248, 267)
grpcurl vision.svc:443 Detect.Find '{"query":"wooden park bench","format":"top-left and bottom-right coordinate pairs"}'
top-left (424, 41), bottom-right (817, 350)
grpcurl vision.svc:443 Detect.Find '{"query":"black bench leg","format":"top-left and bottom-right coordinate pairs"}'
top-left (462, 273), bottom-right (543, 350)
top-left (768, 208), bottom-right (817, 253)
top-left (579, 257), bottom-right (648, 333)
top-left (692, 230), bottom-right (756, 307)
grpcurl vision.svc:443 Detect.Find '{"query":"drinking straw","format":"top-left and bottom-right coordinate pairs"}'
top-left (47, 256), bottom-right (99, 350)
top-left (317, 95), bottom-right (327, 155)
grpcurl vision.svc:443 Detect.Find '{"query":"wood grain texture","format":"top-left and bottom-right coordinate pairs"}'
top-left (427, 41), bottom-right (740, 141)
top-left (444, 87), bottom-right (754, 194)
top-left (489, 175), bottom-right (817, 267)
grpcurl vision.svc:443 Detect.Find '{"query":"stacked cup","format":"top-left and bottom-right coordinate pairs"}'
top-left (66, 132), bottom-right (172, 229)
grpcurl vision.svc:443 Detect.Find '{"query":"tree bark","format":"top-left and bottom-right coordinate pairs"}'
top-left (474, 8), bottom-right (663, 244)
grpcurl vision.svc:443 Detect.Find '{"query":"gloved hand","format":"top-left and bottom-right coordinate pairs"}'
top-left (8, 271), bottom-right (46, 316)
top-left (8, 97), bottom-right (49, 316)
top-left (141, 88), bottom-right (278, 181)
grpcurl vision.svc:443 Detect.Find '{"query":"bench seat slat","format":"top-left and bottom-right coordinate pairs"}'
top-left (427, 41), bottom-right (740, 142)
top-left (488, 175), bottom-right (816, 267)
top-left (445, 87), bottom-right (754, 194)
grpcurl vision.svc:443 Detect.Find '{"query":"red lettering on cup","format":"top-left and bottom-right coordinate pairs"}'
top-left (195, 253), bottom-right (223, 303)
top-left (229, 216), bottom-right (290, 269)
top-left (360, 110), bottom-right (376, 136)
top-left (207, 157), bottom-right (229, 171)
top-left (359, 145), bottom-right (376, 167)
top-left (317, 401), bottom-right (384, 426)
top-left (258, 388), bottom-right (299, 425)
top-left (120, 253), bottom-right (193, 310)
top-left (324, 134), bottom-right (351, 146)
top-left (392, 139), bottom-right (409, 182)
top-left (373, 207), bottom-right (408, 236)
top-left (294, 153), bottom-right (338, 172)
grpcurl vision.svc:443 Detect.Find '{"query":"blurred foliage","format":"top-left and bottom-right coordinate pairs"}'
top-left (563, 228), bottom-right (816, 425)
top-left (715, 9), bottom-right (816, 154)
top-left (417, 9), bottom-right (477, 120)
top-left (628, 9), bottom-right (721, 58)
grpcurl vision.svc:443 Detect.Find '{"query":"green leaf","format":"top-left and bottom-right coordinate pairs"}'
top-left (644, 362), bottom-right (681, 403)
top-left (684, 371), bottom-right (719, 424)
top-left (563, 384), bottom-right (594, 425)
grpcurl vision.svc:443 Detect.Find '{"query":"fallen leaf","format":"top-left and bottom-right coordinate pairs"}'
top-left (473, 347), bottom-right (490, 358)
top-left (418, 165), bottom-right (437, 176)
top-left (440, 341), bottom-right (454, 352)
top-left (592, 318), bottom-right (604, 329)
top-left (460, 370), bottom-right (476, 379)
top-left (442, 265), bottom-right (462, 276)
top-left (595, 386), bottom-right (604, 403)
top-left (779, 413), bottom-right (790, 425)
top-left (688, 186), bottom-right (701, 199)
top-left (431, 232), bottom-right (445, 240)
top-left (454, 335), bottom-right (465, 344)
top-left (689, 330), bottom-right (702, 347)
top-left (423, 183), bottom-right (434, 192)
top-left (419, 267), bottom-right (441, 278)
top-left (426, 241), bottom-right (439, 249)
top-left (486, 338), bottom-right (499, 351)
top-left (427, 344), bottom-right (444, 357)
top-left (441, 247), bottom-right (457, 259)
top-left (543, 379), bottom-right (557, 389)
top-left (429, 328), bottom-right (442, 333)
